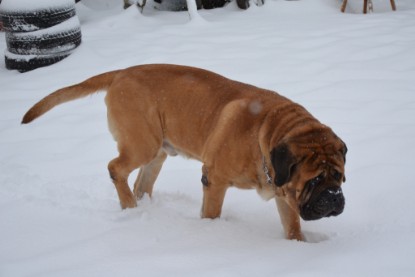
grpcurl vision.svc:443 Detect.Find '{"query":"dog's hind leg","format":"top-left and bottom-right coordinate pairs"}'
top-left (105, 82), bottom-right (164, 209)
top-left (108, 141), bottom-right (164, 209)
top-left (107, 137), bottom-right (163, 209)
top-left (133, 150), bottom-right (167, 200)
top-left (108, 152), bottom-right (145, 209)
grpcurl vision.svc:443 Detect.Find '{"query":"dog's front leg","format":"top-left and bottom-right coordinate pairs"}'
top-left (276, 197), bottom-right (304, 241)
top-left (200, 171), bottom-right (228, 219)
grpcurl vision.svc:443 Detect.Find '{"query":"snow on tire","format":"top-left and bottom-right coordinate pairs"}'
top-left (0, 6), bottom-right (76, 33)
top-left (5, 49), bottom-right (72, 73)
top-left (6, 27), bottom-right (82, 55)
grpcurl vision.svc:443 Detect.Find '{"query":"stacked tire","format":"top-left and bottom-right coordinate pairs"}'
top-left (154, 0), bottom-right (228, 11)
top-left (0, 0), bottom-right (81, 72)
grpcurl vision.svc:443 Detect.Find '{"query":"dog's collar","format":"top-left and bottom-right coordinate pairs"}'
top-left (262, 156), bottom-right (273, 185)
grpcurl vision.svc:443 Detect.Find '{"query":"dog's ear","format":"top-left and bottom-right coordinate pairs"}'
top-left (271, 143), bottom-right (297, 187)
top-left (342, 142), bottom-right (348, 162)
top-left (341, 142), bottom-right (348, 182)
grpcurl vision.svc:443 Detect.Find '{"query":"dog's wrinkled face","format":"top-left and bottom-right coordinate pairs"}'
top-left (298, 170), bottom-right (345, 220)
top-left (271, 127), bottom-right (347, 221)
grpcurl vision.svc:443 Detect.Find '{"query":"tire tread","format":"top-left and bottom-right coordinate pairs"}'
top-left (0, 6), bottom-right (75, 32)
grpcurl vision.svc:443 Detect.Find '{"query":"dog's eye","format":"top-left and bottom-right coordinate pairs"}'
top-left (308, 173), bottom-right (324, 188)
top-left (332, 170), bottom-right (342, 182)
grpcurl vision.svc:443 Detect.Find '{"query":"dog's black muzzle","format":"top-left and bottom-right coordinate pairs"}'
top-left (300, 187), bottom-right (345, 221)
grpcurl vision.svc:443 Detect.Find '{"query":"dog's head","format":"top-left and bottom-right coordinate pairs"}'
top-left (271, 126), bottom-right (347, 221)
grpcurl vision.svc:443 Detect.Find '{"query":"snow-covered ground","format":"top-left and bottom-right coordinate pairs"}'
top-left (1, 0), bottom-right (415, 276)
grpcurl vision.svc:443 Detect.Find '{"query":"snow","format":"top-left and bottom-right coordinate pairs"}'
top-left (1, 0), bottom-right (415, 276)
top-left (0, 0), bottom-right (74, 12)
top-left (4, 49), bottom-right (73, 61)
top-left (185, 0), bottom-right (205, 22)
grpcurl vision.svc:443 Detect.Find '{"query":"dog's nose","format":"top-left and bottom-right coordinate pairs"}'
top-left (300, 187), bottom-right (345, 221)
top-left (325, 187), bottom-right (343, 202)
top-left (318, 187), bottom-right (345, 216)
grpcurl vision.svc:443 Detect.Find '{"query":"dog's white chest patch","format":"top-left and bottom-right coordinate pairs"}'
top-left (257, 186), bottom-right (276, 201)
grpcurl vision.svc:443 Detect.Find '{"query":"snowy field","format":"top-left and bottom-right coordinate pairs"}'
top-left (1, 0), bottom-right (415, 276)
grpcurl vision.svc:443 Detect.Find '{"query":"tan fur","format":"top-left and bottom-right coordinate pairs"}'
top-left (22, 64), bottom-right (346, 240)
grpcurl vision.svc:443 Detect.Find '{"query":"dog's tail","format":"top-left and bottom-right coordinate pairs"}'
top-left (22, 70), bottom-right (120, 124)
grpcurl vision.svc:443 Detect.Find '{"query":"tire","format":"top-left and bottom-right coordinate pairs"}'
top-left (6, 27), bottom-right (82, 55)
top-left (202, 0), bottom-right (227, 9)
top-left (5, 49), bottom-right (72, 72)
top-left (155, 0), bottom-right (202, 11)
top-left (0, 5), bottom-right (76, 33)
top-left (236, 0), bottom-right (250, 9)
top-left (2, 1), bottom-right (81, 72)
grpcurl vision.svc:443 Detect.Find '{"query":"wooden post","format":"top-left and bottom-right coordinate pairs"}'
top-left (390, 0), bottom-right (396, 11)
top-left (341, 0), bottom-right (348, 13)
top-left (342, 0), bottom-right (396, 14)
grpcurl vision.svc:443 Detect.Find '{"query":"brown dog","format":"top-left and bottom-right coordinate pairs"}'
top-left (22, 64), bottom-right (347, 241)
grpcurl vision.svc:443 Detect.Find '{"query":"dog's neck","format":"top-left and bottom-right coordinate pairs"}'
top-left (262, 156), bottom-right (273, 186)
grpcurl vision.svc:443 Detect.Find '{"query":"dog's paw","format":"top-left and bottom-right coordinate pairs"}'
top-left (286, 231), bottom-right (305, 242)
top-left (120, 199), bottom-right (138, 210)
